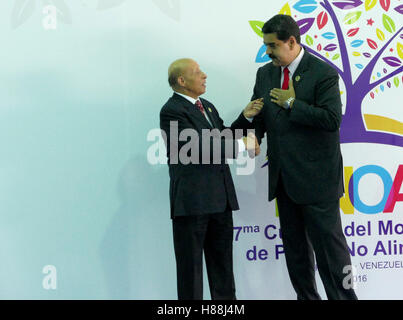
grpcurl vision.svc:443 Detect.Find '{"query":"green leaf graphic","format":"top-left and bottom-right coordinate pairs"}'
top-left (382, 14), bottom-right (395, 33)
top-left (306, 35), bottom-right (314, 46)
top-left (332, 53), bottom-right (340, 60)
top-left (343, 11), bottom-right (362, 25)
top-left (394, 76), bottom-right (400, 87)
top-left (249, 21), bottom-right (264, 37)
top-left (364, 0), bottom-right (377, 11)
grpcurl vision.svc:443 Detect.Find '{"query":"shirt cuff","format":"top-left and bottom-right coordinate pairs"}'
top-left (244, 115), bottom-right (254, 122)
top-left (237, 138), bottom-right (246, 153)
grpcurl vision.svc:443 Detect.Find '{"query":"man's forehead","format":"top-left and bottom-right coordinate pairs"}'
top-left (185, 61), bottom-right (200, 73)
top-left (169, 59), bottom-right (198, 74)
top-left (263, 33), bottom-right (279, 44)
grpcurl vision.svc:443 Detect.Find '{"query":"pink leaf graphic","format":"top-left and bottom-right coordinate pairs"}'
top-left (347, 28), bottom-right (360, 37)
top-left (332, 0), bottom-right (363, 9)
top-left (297, 18), bottom-right (315, 35)
top-left (380, 0), bottom-right (390, 11)
top-left (370, 92), bottom-right (375, 99)
top-left (367, 38), bottom-right (378, 49)
top-left (317, 43), bottom-right (322, 51)
top-left (11, 0), bottom-right (35, 29)
top-left (317, 11), bottom-right (328, 30)
top-left (324, 44), bottom-right (338, 51)
top-left (383, 56), bottom-right (402, 67)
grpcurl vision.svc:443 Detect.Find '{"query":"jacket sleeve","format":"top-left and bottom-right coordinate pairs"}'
top-left (289, 67), bottom-right (342, 132)
top-left (233, 67), bottom-right (267, 145)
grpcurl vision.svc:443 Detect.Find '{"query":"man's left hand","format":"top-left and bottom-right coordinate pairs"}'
top-left (270, 79), bottom-right (295, 109)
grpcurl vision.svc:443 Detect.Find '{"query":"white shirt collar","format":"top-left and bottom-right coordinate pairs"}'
top-left (174, 91), bottom-right (213, 127)
top-left (281, 46), bottom-right (304, 76)
top-left (175, 91), bottom-right (199, 105)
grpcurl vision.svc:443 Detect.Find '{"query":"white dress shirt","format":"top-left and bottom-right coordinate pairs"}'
top-left (281, 46), bottom-right (305, 87)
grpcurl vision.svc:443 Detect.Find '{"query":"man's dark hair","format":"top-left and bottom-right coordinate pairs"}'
top-left (262, 14), bottom-right (301, 44)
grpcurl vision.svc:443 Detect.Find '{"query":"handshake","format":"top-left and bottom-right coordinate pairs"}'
top-left (241, 97), bottom-right (264, 158)
top-left (242, 132), bottom-right (260, 158)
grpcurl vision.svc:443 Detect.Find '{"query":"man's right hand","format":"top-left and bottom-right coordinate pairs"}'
top-left (243, 98), bottom-right (264, 118)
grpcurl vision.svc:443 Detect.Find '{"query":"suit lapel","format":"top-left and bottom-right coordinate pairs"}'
top-left (272, 65), bottom-right (282, 89)
top-left (264, 65), bottom-right (281, 113)
top-left (200, 99), bottom-right (219, 129)
top-left (173, 93), bottom-right (213, 129)
top-left (291, 50), bottom-right (310, 92)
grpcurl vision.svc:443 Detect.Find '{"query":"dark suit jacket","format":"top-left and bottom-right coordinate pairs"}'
top-left (160, 93), bottom-right (241, 218)
top-left (233, 50), bottom-right (344, 204)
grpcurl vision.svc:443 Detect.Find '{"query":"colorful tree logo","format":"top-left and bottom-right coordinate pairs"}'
top-left (250, 0), bottom-right (403, 147)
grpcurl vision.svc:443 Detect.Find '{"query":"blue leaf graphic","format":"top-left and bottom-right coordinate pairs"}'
top-left (293, 0), bottom-right (318, 14)
top-left (256, 45), bottom-right (272, 63)
top-left (355, 64), bottom-right (364, 69)
top-left (351, 40), bottom-right (364, 47)
top-left (322, 32), bottom-right (336, 39)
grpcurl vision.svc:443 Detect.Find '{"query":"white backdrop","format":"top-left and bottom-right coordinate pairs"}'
top-left (0, 0), bottom-right (401, 299)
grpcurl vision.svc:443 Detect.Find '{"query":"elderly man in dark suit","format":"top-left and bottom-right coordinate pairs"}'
top-left (233, 14), bottom-right (358, 300)
top-left (160, 58), bottom-right (262, 300)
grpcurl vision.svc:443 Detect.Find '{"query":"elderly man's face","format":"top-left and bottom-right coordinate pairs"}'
top-left (181, 60), bottom-right (207, 99)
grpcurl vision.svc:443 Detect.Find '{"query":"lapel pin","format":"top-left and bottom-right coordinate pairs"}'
top-left (295, 75), bottom-right (301, 82)
top-left (208, 107), bottom-right (212, 112)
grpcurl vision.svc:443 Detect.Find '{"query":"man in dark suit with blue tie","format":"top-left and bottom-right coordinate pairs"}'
top-left (235, 14), bottom-right (358, 300)
top-left (160, 58), bottom-right (262, 300)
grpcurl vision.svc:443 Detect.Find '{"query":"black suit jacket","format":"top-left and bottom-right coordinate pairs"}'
top-left (160, 93), bottom-right (241, 218)
top-left (233, 50), bottom-right (344, 204)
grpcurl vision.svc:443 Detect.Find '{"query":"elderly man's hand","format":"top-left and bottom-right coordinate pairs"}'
top-left (243, 98), bottom-right (264, 118)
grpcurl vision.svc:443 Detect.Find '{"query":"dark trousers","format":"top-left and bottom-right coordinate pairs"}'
top-left (172, 209), bottom-right (236, 300)
top-left (276, 177), bottom-right (358, 300)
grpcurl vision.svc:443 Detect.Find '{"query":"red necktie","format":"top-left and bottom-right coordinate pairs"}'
top-left (282, 67), bottom-right (290, 90)
top-left (195, 100), bottom-right (205, 115)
